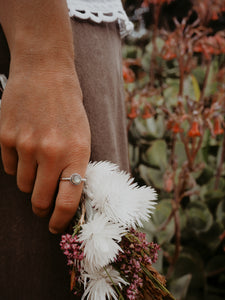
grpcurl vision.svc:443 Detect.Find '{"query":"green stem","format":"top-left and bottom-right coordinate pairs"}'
top-left (178, 53), bottom-right (184, 97)
top-left (72, 224), bottom-right (81, 238)
top-left (199, 60), bottom-right (211, 102)
top-left (141, 264), bottom-right (176, 300)
top-left (149, 4), bottom-right (161, 87)
top-left (103, 267), bottom-right (125, 300)
top-left (214, 133), bottom-right (225, 189)
top-left (180, 132), bottom-right (193, 170)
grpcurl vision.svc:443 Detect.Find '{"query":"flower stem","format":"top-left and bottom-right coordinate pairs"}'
top-left (150, 4), bottom-right (161, 88)
top-left (72, 224), bottom-right (81, 238)
top-left (214, 133), bottom-right (225, 189)
top-left (103, 267), bottom-right (125, 300)
top-left (141, 264), bottom-right (175, 300)
top-left (199, 60), bottom-right (211, 102)
top-left (78, 198), bottom-right (86, 226)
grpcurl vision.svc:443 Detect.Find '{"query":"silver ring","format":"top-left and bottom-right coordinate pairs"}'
top-left (60, 173), bottom-right (86, 185)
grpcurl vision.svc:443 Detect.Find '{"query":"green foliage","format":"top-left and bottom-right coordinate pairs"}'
top-left (124, 1), bottom-right (225, 299)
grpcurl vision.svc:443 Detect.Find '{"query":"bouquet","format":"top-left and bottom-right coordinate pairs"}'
top-left (60, 161), bottom-right (175, 300)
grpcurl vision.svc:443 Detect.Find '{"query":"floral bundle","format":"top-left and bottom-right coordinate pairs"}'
top-left (60, 161), bottom-right (174, 300)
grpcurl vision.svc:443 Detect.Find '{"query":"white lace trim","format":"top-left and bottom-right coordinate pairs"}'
top-left (67, 0), bottom-right (133, 38)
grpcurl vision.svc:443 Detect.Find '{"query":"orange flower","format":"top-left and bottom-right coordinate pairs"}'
top-left (194, 34), bottom-right (225, 59)
top-left (194, 44), bottom-right (203, 53)
top-left (123, 65), bottom-right (135, 83)
top-left (127, 105), bottom-right (138, 119)
top-left (172, 123), bottom-right (183, 133)
top-left (214, 117), bottom-right (224, 135)
top-left (188, 121), bottom-right (201, 137)
top-left (142, 104), bottom-right (152, 119)
top-left (215, 34), bottom-right (225, 53)
top-left (162, 50), bottom-right (177, 60)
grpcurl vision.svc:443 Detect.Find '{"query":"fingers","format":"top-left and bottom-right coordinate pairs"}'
top-left (1, 139), bottom-right (37, 193)
top-left (17, 153), bottom-right (37, 193)
top-left (0, 65), bottom-right (91, 236)
top-left (0, 145), bottom-right (18, 175)
top-left (31, 163), bottom-right (62, 218)
top-left (0, 129), bottom-right (90, 234)
top-left (48, 166), bottom-right (86, 234)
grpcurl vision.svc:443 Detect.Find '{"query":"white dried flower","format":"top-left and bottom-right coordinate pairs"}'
top-left (84, 161), bottom-right (120, 200)
top-left (84, 161), bottom-right (157, 228)
top-left (78, 213), bottom-right (126, 270)
top-left (81, 266), bottom-right (127, 300)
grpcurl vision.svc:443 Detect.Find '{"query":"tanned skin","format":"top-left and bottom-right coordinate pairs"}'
top-left (0, 0), bottom-right (91, 234)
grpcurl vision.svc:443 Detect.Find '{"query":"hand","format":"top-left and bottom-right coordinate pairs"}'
top-left (0, 57), bottom-right (91, 234)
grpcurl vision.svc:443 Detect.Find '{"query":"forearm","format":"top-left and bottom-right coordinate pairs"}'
top-left (0, 0), bottom-right (91, 233)
top-left (0, 0), bottom-right (74, 71)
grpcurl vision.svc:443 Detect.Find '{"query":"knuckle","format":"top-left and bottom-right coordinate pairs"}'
top-left (17, 135), bottom-right (35, 154)
top-left (39, 139), bottom-right (64, 159)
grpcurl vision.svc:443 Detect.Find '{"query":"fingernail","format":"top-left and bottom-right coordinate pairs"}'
top-left (49, 227), bottom-right (59, 234)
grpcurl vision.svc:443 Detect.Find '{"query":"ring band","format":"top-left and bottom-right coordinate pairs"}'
top-left (60, 173), bottom-right (86, 185)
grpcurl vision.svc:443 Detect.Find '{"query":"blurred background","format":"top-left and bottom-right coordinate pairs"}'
top-left (122, 0), bottom-right (225, 299)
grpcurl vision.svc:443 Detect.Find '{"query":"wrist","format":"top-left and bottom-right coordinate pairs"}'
top-left (9, 26), bottom-right (75, 70)
top-left (10, 46), bottom-right (75, 77)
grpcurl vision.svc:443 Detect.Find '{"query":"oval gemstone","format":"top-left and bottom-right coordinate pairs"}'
top-left (71, 174), bottom-right (82, 185)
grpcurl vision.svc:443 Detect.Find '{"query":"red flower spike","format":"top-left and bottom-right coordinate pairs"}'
top-left (194, 44), bottom-right (203, 53)
top-left (172, 123), bottom-right (183, 133)
top-left (162, 50), bottom-right (177, 61)
top-left (214, 117), bottom-right (224, 135)
top-left (188, 121), bottom-right (201, 137)
top-left (142, 104), bottom-right (152, 119)
top-left (127, 105), bottom-right (138, 119)
top-left (123, 65), bottom-right (135, 83)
